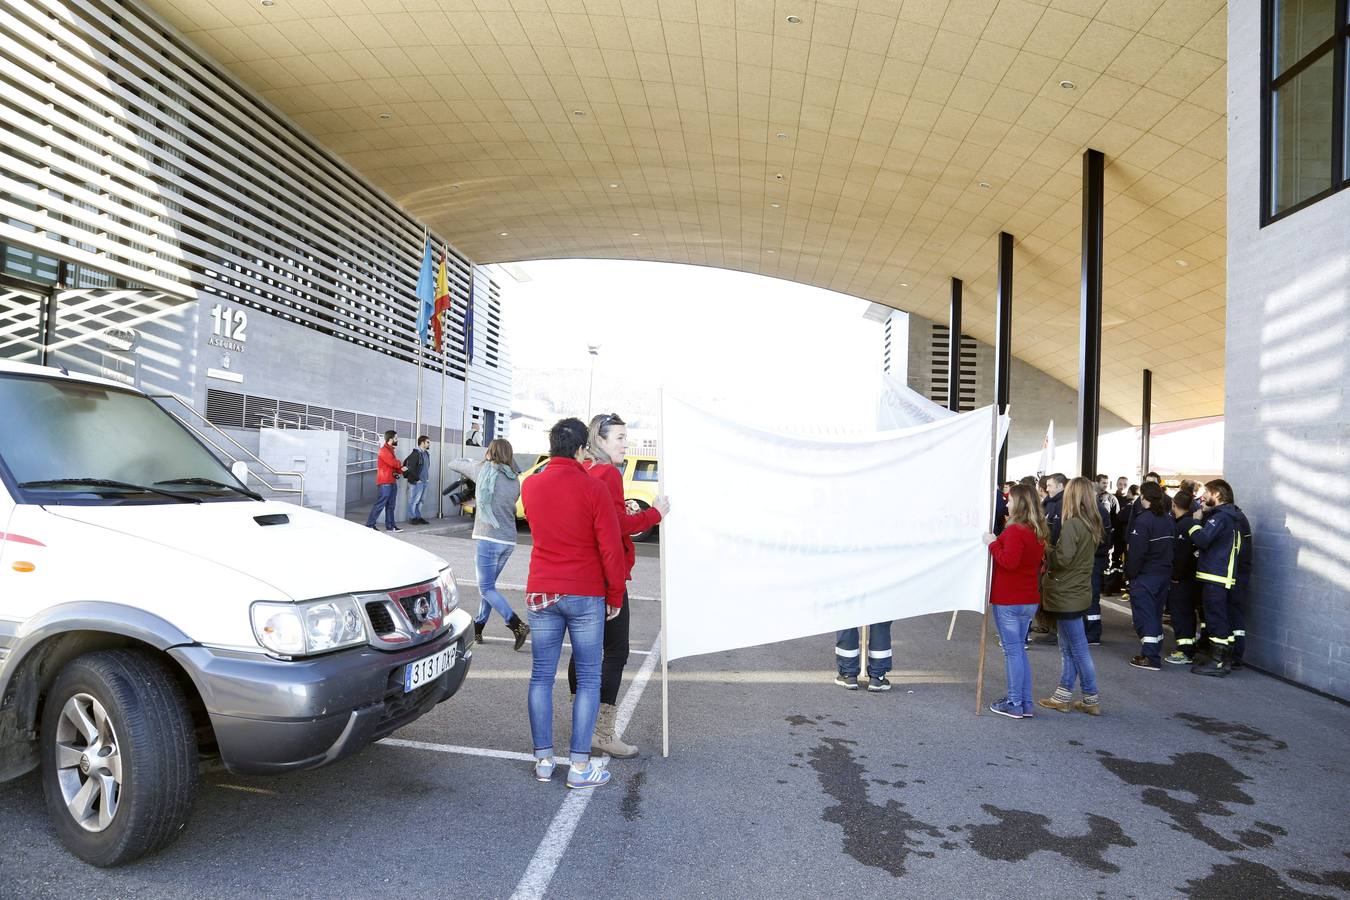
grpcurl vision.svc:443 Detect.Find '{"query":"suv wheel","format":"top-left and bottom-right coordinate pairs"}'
top-left (629, 499), bottom-right (655, 543)
top-left (40, 649), bottom-right (199, 866)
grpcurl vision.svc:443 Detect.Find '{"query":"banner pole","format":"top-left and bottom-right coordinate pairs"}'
top-left (437, 324), bottom-right (447, 518)
top-left (461, 267), bottom-right (472, 460)
top-left (946, 610), bottom-right (958, 641)
top-left (975, 403), bottom-right (1000, 715)
top-left (659, 388), bottom-right (670, 759)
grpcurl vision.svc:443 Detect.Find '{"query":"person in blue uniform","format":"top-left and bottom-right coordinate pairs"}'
top-left (1164, 489), bottom-right (1201, 665)
top-left (1125, 481), bottom-right (1175, 670)
top-left (1188, 479), bottom-right (1250, 677)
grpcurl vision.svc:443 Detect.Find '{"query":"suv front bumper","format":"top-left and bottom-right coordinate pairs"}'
top-left (171, 608), bottom-right (474, 775)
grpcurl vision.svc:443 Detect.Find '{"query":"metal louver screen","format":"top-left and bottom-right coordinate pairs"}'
top-left (205, 388), bottom-right (245, 428)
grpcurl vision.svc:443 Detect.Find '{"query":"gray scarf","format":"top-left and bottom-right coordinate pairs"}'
top-left (476, 461), bottom-right (517, 529)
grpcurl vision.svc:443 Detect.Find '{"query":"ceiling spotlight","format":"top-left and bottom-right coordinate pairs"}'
top-left (450, 183), bottom-right (462, 190)
top-left (775, 132), bottom-right (789, 140)
top-left (572, 109), bottom-right (586, 117)
top-left (1059, 79), bottom-right (1076, 90)
top-left (774, 172), bottom-right (784, 181)
top-left (631, 232), bottom-right (641, 237)
top-left (785, 15), bottom-right (802, 24)
top-left (608, 182), bottom-right (620, 188)
top-left (377, 112), bottom-right (391, 119)
top-left (766, 249), bottom-right (776, 254)
top-left (770, 202), bottom-right (781, 208)
top-left (899, 282), bottom-right (910, 288)
top-left (978, 181), bottom-right (991, 189)
top-left (498, 231), bottom-right (509, 237)
top-left (1176, 259), bottom-right (1190, 266)
top-left (261, 0), bottom-right (275, 6)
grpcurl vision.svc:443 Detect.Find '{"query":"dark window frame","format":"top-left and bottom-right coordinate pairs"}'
top-left (1261, 0), bottom-right (1350, 225)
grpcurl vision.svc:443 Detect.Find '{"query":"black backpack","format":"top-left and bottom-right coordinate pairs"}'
top-left (442, 477), bottom-right (475, 506)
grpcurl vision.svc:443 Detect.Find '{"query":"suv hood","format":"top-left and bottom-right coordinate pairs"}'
top-left (44, 500), bottom-right (445, 600)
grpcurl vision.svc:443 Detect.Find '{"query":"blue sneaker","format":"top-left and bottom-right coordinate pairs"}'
top-left (533, 757), bottom-right (555, 782)
top-left (566, 762), bottom-right (611, 790)
top-left (989, 698), bottom-right (1024, 719)
top-left (1021, 702), bottom-right (1036, 718)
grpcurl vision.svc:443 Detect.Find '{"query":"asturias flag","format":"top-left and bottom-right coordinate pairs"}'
top-left (463, 275), bottom-right (475, 366)
top-left (431, 247), bottom-right (451, 352)
top-left (414, 237), bottom-right (435, 348)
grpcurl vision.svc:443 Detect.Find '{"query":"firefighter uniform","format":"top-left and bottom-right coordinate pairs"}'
top-left (1188, 503), bottom-right (1251, 677)
top-left (1164, 511), bottom-right (1200, 664)
top-left (1125, 508), bottom-right (1174, 667)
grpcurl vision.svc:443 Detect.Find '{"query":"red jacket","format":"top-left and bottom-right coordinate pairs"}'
top-left (584, 460), bottom-right (662, 580)
top-left (523, 457), bottom-right (626, 609)
top-left (376, 444), bottom-right (404, 485)
top-left (988, 522), bottom-right (1045, 605)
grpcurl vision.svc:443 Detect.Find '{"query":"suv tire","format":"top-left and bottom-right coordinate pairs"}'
top-left (40, 649), bottom-right (199, 867)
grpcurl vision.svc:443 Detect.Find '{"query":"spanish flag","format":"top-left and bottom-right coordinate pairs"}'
top-left (431, 246), bottom-right (452, 353)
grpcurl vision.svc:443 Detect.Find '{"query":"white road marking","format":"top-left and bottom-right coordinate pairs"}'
top-left (461, 668), bottom-right (966, 684)
top-left (509, 632), bottom-right (663, 900)
top-left (1101, 599), bottom-right (1131, 616)
top-left (479, 634), bottom-right (652, 655)
top-left (379, 738), bottom-right (574, 768)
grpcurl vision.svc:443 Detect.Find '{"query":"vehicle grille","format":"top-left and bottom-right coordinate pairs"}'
top-left (365, 601), bottom-right (396, 635)
top-left (398, 590), bottom-right (433, 622)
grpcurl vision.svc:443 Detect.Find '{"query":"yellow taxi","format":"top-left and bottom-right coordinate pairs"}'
top-left (466, 453), bottom-right (661, 541)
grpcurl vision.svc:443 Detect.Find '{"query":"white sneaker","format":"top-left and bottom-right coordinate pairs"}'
top-left (566, 762), bottom-right (611, 790)
top-left (533, 757), bottom-right (555, 782)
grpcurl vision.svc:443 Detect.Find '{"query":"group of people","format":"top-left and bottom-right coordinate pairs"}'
top-left (981, 471), bottom-right (1253, 720)
top-left (444, 413), bottom-right (669, 790)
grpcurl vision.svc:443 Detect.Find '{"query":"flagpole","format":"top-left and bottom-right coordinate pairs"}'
top-left (461, 266), bottom-right (473, 459)
top-left (659, 388), bottom-right (670, 759)
top-left (414, 228), bottom-right (427, 442)
top-left (437, 296), bottom-right (448, 518)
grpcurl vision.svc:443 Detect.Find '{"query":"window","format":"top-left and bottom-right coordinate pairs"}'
top-left (1263, 0), bottom-right (1350, 221)
top-left (633, 460), bottom-right (660, 482)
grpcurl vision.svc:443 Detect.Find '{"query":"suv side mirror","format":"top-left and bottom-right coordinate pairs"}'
top-left (231, 460), bottom-right (250, 484)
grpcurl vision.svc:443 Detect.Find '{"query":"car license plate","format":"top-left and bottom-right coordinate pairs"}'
top-left (404, 646), bottom-right (455, 693)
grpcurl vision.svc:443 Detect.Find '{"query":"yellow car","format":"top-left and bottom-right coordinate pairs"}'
top-left (466, 454), bottom-right (661, 541)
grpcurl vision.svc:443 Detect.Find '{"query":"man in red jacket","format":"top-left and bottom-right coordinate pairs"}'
top-left (522, 418), bottom-right (626, 790)
top-left (364, 430), bottom-right (404, 533)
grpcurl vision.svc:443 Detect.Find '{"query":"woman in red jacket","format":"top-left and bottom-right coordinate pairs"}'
top-left (982, 483), bottom-right (1050, 719)
top-left (567, 413), bottom-right (669, 758)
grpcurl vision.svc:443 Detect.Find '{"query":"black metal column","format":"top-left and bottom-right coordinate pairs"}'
top-left (38, 286), bottom-right (59, 367)
top-left (948, 276), bottom-right (962, 413)
top-left (994, 232), bottom-right (1013, 483)
top-left (1078, 148), bottom-right (1104, 478)
top-left (1140, 368), bottom-right (1152, 479)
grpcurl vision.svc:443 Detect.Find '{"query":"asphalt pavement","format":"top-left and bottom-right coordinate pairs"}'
top-left (2, 524), bottom-right (1348, 899)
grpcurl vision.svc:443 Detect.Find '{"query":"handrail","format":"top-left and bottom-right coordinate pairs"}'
top-left (261, 411), bottom-right (382, 446)
top-left (151, 393), bottom-right (305, 503)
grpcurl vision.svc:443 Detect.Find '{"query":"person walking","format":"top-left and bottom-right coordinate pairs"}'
top-left (404, 435), bottom-right (432, 525)
top-left (1164, 490), bottom-right (1201, 665)
top-left (364, 430), bottom-right (404, 533)
top-left (447, 439), bottom-right (529, 651)
top-left (1188, 479), bottom-right (1252, 677)
top-left (1037, 477), bottom-right (1104, 716)
top-left (567, 413), bottom-right (669, 757)
top-left (983, 483), bottom-right (1049, 718)
top-left (521, 418), bottom-right (627, 789)
top-left (1125, 481), bottom-right (1175, 670)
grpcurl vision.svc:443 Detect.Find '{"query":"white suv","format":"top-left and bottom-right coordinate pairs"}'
top-left (0, 360), bottom-right (473, 866)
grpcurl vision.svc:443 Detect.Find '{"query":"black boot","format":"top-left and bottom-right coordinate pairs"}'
top-left (507, 614), bottom-right (530, 651)
top-left (473, 621), bottom-right (484, 644)
top-left (1192, 642), bottom-right (1231, 677)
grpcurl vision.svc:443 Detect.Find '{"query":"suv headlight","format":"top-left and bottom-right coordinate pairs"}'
top-left (438, 566), bottom-right (460, 614)
top-left (251, 596), bottom-right (367, 657)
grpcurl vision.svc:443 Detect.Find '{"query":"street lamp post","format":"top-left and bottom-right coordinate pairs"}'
top-left (586, 344), bottom-right (600, 421)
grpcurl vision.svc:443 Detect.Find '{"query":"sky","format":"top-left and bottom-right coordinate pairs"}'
top-left (497, 259), bottom-right (884, 426)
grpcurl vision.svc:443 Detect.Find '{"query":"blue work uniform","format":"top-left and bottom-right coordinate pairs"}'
top-left (1126, 509), bottom-right (1174, 663)
top-left (836, 623), bottom-right (893, 679)
top-left (1188, 504), bottom-right (1251, 652)
top-left (1167, 513), bottom-right (1200, 656)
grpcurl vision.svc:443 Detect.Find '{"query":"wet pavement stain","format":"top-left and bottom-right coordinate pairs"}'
top-left (1237, 828), bottom-right (1275, 848)
top-left (1182, 857), bottom-right (1334, 899)
top-left (1174, 713), bottom-right (1289, 756)
top-left (1257, 821), bottom-right (1289, 835)
top-left (620, 770), bottom-right (646, 822)
top-left (807, 737), bottom-right (943, 877)
top-left (1289, 859), bottom-right (1350, 893)
top-left (965, 805), bottom-right (1135, 873)
top-left (785, 714), bottom-right (813, 727)
top-left (1097, 750), bottom-right (1253, 852)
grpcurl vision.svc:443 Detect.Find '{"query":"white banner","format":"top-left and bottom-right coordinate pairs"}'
top-left (876, 372), bottom-right (957, 428)
top-left (662, 395), bottom-right (1002, 662)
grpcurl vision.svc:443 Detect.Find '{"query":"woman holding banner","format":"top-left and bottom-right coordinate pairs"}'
top-left (983, 484), bottom-right (1050, 719)
top-left (567, 412), bottom-right (669, 758)
top-left (1037, 477), bottom-right (1104, 716)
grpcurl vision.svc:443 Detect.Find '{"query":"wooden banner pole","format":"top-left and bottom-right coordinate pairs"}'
top-left (974, 403), bottom-right (1001, 715)
top-left (659, 388), bottom-right (670, 758)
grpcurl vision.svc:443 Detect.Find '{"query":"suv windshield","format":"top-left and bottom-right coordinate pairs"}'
top-left (0, 375), bottom-right (244, 504)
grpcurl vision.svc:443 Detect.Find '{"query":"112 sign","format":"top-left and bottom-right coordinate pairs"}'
top-left (210, 305), bottom-right (248, 343)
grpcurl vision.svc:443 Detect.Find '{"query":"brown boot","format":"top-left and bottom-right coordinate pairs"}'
top-left (591, 703), bottom-right (638, 759)
top-left (1037, 687), bottom-right (1074, 712)
top-left (1072, 698), bottom-right (1102, 716)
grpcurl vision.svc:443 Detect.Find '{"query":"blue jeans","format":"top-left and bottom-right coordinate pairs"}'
top-left (527, 596), bottom-right (605, 762)
top-left (474, 540), bottom-right (516, 625)
top-left (365, 483), bottom-right (397, 529)
top-left (1057, 615), bottom-right (1099, 696)
top-left (835, 622), bottom-right (892, 678)
top-left (407, 481), bottom-right (427, 520)
top-left (993, 604), bottom-right (1036, 708)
